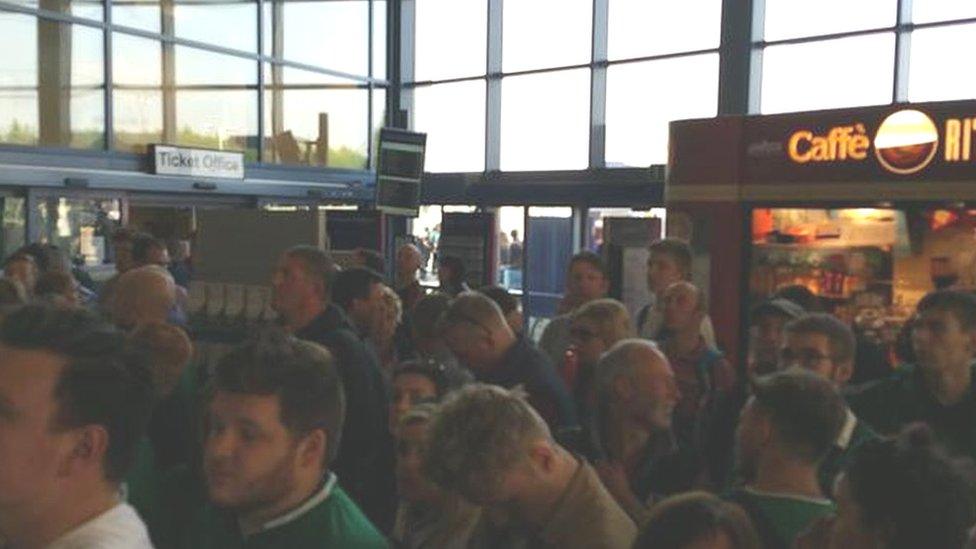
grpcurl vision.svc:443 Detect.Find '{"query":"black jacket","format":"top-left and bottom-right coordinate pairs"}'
top-left (295, 304), bottom-right (395, 530)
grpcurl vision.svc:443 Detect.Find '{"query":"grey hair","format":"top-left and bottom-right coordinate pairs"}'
top-left (595, 338), bottom-right (661, 402)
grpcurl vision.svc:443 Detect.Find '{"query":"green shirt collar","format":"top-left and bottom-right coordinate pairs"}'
top-left (245, 472), bottom-right (337, 537)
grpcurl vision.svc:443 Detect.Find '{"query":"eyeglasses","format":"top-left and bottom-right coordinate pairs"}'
top-left (779, 348), bottom-right (836, 368)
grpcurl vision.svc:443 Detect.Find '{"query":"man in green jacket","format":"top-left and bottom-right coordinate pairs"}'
top-left (848, 290), bottom-right (976, 460)
top-left (182, 330), bottom-right (387, 548)
top-left (780, 313), bottom-right (877, 494)
top-left (725, 369), bottom-right (846, 549)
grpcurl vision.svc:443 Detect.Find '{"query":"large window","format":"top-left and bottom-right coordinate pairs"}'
top-left (413, 81), bottom-right (486, 172)
top-left (762, 0), bottom-right (895, 40)
top-left (264, 66), bottom-right (369, 169)
top-left (605, 54), bottom-right (719, 167)
top-left (755, 0), bottom-right (975, 115)
top-left (909, 22), bottom-right (976, 102)
top-left (502, 0), bottom-right (592, 73)
top-left (0, 12), bottom-right (104, 149)
top-left (408, 0), bottom-right (722, 173)
top-left (760, 34), bottom-right (895, 114)
top-left (4, 0), bottom-right (384, 171)
top-left (607, 0), bottom-right (721, 60)
top-left (413, 0), bottom-right (486, 81)
top-left (501, 69), bottom-right (590, 171)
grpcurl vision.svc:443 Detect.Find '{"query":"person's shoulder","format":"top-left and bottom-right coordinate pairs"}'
top-left (845, 365), bottom-right (915, 401)
top-left (315, 486), bottom-right (389, 548)
top-left (47, 504), bottom-right (155, 549)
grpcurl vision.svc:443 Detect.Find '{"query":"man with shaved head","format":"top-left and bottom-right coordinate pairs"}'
top-left (591, 339), bottom-right (698, 524)
top-left (111, 266), bottom-right (177, 330)
top-left (439, 291), bottom-right (578, 434)
top-left (396, 243), bottom-right (426, 312)
top-left (659, 281), bottom-right (738, 486)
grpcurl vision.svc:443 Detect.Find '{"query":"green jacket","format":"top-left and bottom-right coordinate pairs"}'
top-left (725, 488), bottom-right (835, 549)
top-left (847, 364), bottom-right (976, 459)
top-left (183, 474), bottom-right (388, 549)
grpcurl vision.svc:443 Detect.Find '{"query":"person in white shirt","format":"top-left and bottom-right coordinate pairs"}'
top-left (0, 304), bottom-right (155, 549)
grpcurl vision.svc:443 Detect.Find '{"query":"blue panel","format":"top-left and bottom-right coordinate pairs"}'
top-left (524, 215), bottom-right (573, 319)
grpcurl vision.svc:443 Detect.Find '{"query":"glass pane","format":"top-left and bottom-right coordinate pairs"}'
top-left (501, 69), bottom-right (589, 171)
top-left (175, 47), bottom-right (256, 156)
top-left (606, 54), bottom-right (718, 167)
top-left (761, 34), bottom-right (894, 114)
top-left (503, 0), bottom-right (591, 73)
top-left (608, 0), bottom-right (721, 60)
top-left (0, 13), bottom-right (104, 149)
top-left (112, 33), bottom-right (162, 152)
top-left (113, 0), bottom-right (160, 33)
top-left (10, 0), bottom-right (103, 21)
top-left (2, 197), bottom-right (27, 260)
top-left (267, 0), bottom-right (369, 77)
top-left (175, 0), bottom-right (257, 54)
top-left (413, 80), bottom-right (485, 172)
top-left (414, 0), bottom-right (486, 81)
top-left (914, 0), bottom-right (976, 23)
top-left (909, 23), bottom-right (976, 102)
top-left (370, 86), bottom-right (386, 168)
top-left (37, 197), bottom-right (120, 266)
top-left (264, 65), bottom-right (369, 168)
top-left (372, 0), bottom-right (386, 80)
top-left (763, 0), bottom-right (895, 41)
top-left (498, 206), bottom-right (525, 291)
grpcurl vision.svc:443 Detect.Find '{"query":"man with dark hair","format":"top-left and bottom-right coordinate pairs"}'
top-left (332, 267), bottom-right (387, 337)
top-left (814, 424), bottom-right (976, 549)
top-left (270, 245), bottom-right (394, 528)
top-left (437, 255), bottom-right (470, 297)
top-left (848, 289), bottom-right (976, 458)
top-left (782, 314), bottom-right (878, 495)
top-left (749, 298), bottom-right (805, 376)
top-left (185, 331), bottom-right (386, 547)
top-left (636, 238), bottom-right (716, 346)
top-left (0, 304), bottom-right (155, 548)
top-left (132, 234), bottom-right (170, 269)
top-left (352, 248), bottom-right (386, 277)
top-left (539, 251), bottom-right (611, 367)
top-left (410, 293), bottom-right (455, 365)
top-left (726, 369), bottom-right (846, 549)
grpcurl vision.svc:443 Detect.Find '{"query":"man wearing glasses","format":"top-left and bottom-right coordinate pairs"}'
top-left (780, 313), bottom-right (877, 495)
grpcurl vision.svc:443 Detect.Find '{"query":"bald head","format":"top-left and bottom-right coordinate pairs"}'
top-left (112, 266), bottom-right (176, 329)
top-left (396, 244), bottom-right (422, 281)
top-left (662, 281), bottom-right (706, 333)
top-left (438, 291), bottom-right (516, 371)
top-left (596, 339), bottom-right (679, 431)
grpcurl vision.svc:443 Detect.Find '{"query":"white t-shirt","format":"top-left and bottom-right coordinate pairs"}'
top-left (47, 503), bottom-right (154, 549)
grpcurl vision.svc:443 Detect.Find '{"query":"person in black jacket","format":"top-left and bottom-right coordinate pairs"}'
top-left (270, 245), bottom-right (395, 530)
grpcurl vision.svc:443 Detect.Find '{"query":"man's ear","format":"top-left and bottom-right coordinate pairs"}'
top-left (298, 429), bottom-right (327, 469)
top-left (527, 440), bottom-right (556, 473)
top-left (834, 360), bottom-right (854, 385)
top-left (61, 425), bottom-right (109, 477)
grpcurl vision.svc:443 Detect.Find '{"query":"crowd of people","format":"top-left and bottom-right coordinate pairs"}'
top-left (2, 233), bottom-right (976, 549)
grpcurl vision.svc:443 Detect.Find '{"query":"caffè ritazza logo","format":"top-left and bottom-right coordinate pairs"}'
top-left (782, 107), bottom-right (976, 176)
top-left (873, 109), bottom-right (939, 175)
